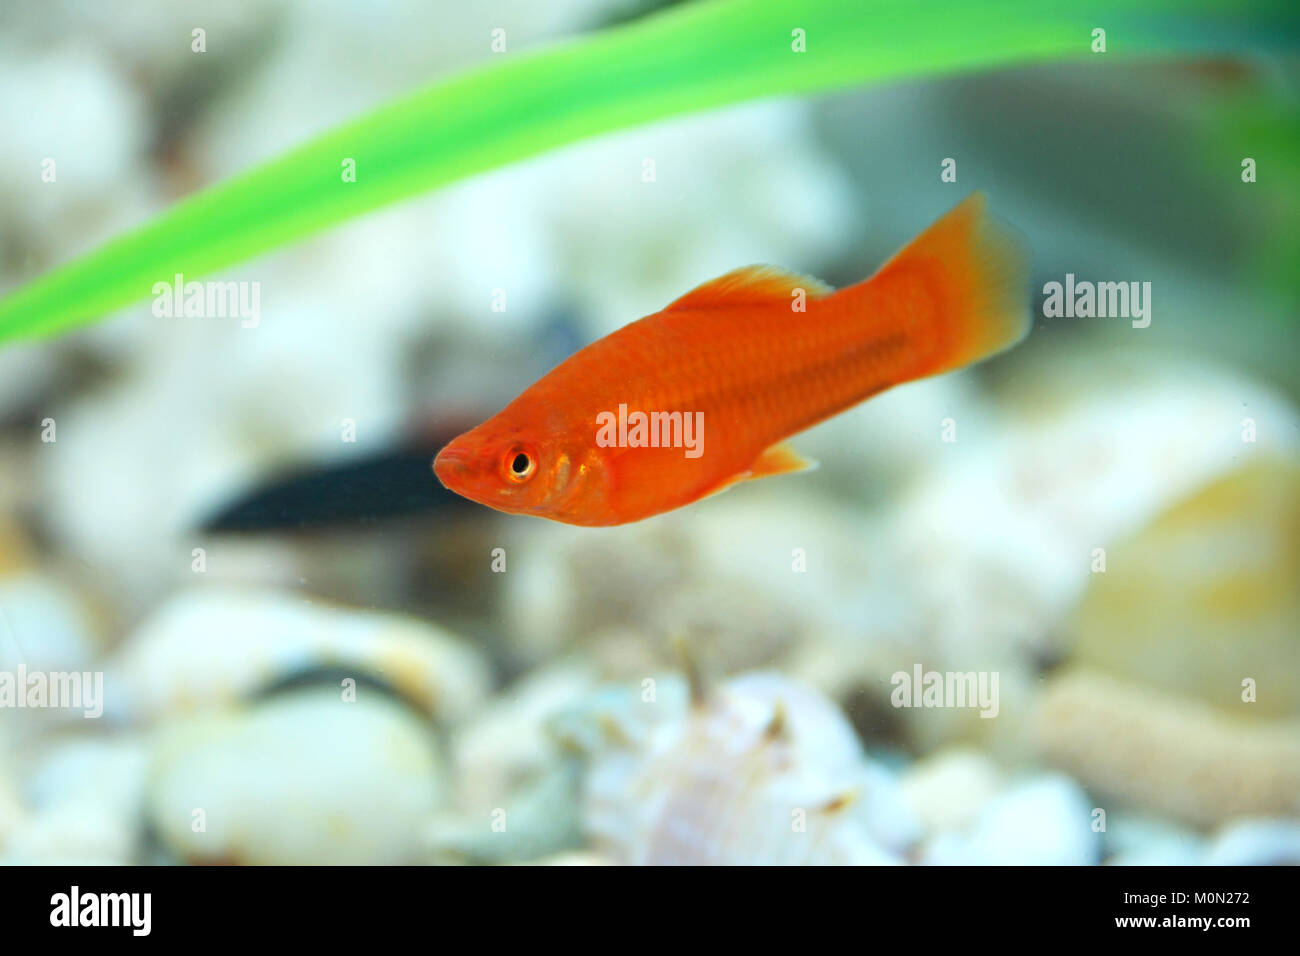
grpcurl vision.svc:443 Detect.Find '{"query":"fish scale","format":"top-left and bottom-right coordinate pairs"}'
top-left (434, 192), bottom-right (1030, 525)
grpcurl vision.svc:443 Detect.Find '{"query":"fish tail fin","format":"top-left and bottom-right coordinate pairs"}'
top-left (863, 191), bottom-right (1031, 378)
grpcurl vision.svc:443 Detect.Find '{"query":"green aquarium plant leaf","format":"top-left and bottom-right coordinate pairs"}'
top-left (1, 0), bottom-right (1295, 345)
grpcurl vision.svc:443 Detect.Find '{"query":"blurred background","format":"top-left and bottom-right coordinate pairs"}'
top-left (0, 0), bottom-right (1296, 864)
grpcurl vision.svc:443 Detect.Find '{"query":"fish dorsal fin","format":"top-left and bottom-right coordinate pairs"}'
top-left (666, 265), bottom-right (834, 311)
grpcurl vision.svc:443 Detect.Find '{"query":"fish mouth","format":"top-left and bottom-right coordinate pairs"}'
top-left (432, 444), bottom-right (471, 489)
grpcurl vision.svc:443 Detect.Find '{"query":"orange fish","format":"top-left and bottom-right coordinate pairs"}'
top-left (434, 192), bottom-right (1029, 526)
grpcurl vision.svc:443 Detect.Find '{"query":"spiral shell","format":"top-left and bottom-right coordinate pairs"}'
top-left (106, 586), bottom-right (490, 723)
top-left (555, 672), bottom-right (917, 865)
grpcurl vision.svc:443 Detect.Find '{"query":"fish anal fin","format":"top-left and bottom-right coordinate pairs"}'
top-left (666, 265), bottom-right (833, 312)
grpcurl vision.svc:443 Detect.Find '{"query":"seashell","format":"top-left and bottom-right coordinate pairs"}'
top-left (0, 573), bottom-right (102, 676)
top-left (428, 661), bottom-right (594, 863)
top-left (896, 357), bottom-right (1297, 644)
top-left (0, 516), bottom-right (33, 577)
top-left (0, 1), bottom-right (275, 103)
top-left (556, 672), bottom-right (918, 865)
top-left (1, 803), bottom-right (137, 866)
top-left (1066, 455), bottom-right (1300, 718)
top-left (850, 356), bottom-right (1300, 755)
top-left (107, 586), bottom-right (491, 724)
top-left (1203, 819), bottom-right (1300, 866)
top-left (0, 559), bottom-right (108, 742)
top-left (449, 660), bottom-right (597, 815)
top-left (0, 758), bottom-right (23, 857)
top-left (429, 660), bottom-right (597, 865)
top-left (512, 851), bottom-right (613, 866)
top-left (39, 350), bottom-right (409, 613)
top-left (918, 775), bottom-right (1101, 866)
top-left (1035, 667), bottom-right (1300, 828)
top-left (899, 747), bottom-right (1003, 834)
top-left (0, 735), bottom-right (148, 865)
top-left (1, 515), bottom-right (104, 677)
top-left (1103, 814), bottom-right (1206, 866)
top-left (147, 687), bottom-right (444, 865)
top-left (423, 764), bottom-right (584, 866)
top-left (0, 47), bottom-right (148, 240)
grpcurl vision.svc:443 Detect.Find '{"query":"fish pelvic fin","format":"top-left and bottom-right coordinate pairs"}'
top-left (749, 442), bottom-right (818, 479)
top-left (702, 443), bottom-right (818, 500)
top-left (867, 191), bottom-right (1031, 377)
top-left (666, 265), bottom-right (833, 311)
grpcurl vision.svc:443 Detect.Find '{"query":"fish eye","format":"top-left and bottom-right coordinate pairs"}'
top-left (503, 446), bottom-right (536, 482)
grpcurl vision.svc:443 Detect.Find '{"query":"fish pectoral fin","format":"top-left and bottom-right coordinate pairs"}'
top-left (750, 442), bottom-right (819, 479)
top-left (665, 265), bottom-right (833, 311)
top-left (703, 444), bottom-right (818, 499)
